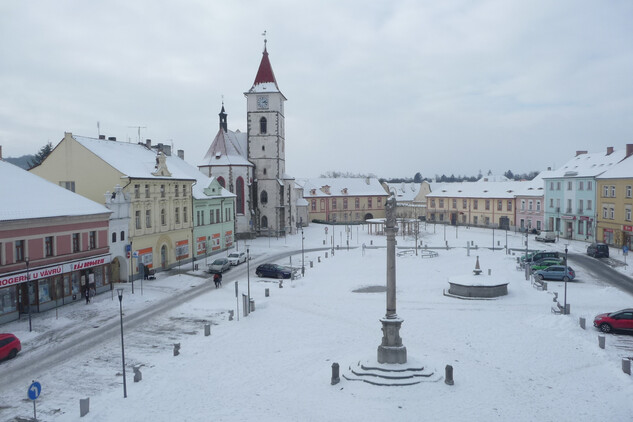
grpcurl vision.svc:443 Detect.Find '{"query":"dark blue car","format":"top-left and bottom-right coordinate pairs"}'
top-left (255, 263), bottom-right (292, 279)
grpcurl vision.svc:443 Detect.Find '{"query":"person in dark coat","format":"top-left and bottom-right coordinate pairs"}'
top-left (213, 273), bottom-right (220, 288)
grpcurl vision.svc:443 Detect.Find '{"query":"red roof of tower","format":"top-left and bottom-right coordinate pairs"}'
top-left (253, 46), bottom-right (277, 85)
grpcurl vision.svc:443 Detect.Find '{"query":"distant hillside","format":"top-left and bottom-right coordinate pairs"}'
top-left (4, 155), bottom-right (35, 170)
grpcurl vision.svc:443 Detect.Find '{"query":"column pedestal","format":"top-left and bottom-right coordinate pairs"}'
top-left (377, 317), bottom-right (407, 364)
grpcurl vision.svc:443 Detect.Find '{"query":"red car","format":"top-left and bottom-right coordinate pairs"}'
top-left (593, 309), bottom-right (633, 333)
top-left (0, 333), bottom-right (21, 360)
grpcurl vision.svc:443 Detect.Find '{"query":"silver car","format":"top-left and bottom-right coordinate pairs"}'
top-left (227, 251), bottom-right (247, 266)
top-left (208, 258), bottom-right (231, 273)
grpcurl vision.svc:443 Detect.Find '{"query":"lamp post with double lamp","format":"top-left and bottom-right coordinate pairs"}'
top-left (524, 230), bottom-right (529, 281)
top-left (26, 257), bottom-right (32, 332)
top-left (116, 288), bottom-right (127, 398)
top-left (301, 227), bottom-right (305, 277)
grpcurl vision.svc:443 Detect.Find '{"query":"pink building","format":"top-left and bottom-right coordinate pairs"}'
top-left (0, 160), bottom-right (111, 324)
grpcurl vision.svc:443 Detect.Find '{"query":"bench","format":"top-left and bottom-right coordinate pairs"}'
top-left (532, 278), bottom-right (547, 291)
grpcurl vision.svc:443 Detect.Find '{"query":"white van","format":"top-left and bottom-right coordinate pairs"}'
top-left (535, 231), bottom-right (556, 243)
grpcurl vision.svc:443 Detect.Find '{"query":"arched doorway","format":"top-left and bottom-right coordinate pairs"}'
top-left (161, 245), bottom-right (168, 269)
top-left (111, 257), bottom-right (121, 283)
top-left (364, 213), bottom-right (374, 220)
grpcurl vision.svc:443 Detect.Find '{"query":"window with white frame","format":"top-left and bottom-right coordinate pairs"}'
top-left (578, 181), bottom-right (584, 191)
top-left (588, 181), bottom-right (592, 190)
top-left (528, 200), bottom-right (533, 211)
top-left (550, 198), bottom-right (554, 208)
top-left (587, 200), bottom-right (592, 210)
top-left (578, 199), bottom-right (583, 213)
top-left (610, 206), bottom-right (615, 219)
top-left (146, 210), bottom-right (152, 228)
top-left (611, 186), bottom-right (616, 197)
top-left (626, 206), bottom-right (632, 221)
top-left (567, 181), bottom-right (572, 191)
top-left (603, 206), bottom-right (608, 219)
top-left (603, 185), bottom-right (609, 197)
top-left (536, 201), bottom-right (541, 211)
top-left (627, 186), bottom-right (632, 198)
top-left (521, 200), bottom-right (525, 211)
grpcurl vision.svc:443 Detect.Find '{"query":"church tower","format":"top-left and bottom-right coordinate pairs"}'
top-left (245, 40), bottom-right (291, 235)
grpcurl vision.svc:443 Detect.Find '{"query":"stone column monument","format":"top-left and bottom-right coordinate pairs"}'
top-left (377, 194), bottom-right (407, 364)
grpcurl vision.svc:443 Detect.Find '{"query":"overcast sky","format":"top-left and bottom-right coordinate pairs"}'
top-left (1, 1), bottom-right (632, 179)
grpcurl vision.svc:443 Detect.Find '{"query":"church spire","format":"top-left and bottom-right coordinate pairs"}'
top-left (219, 102), bottom-right (227, 132)
top-left (251, 37), bottom-right (280, 91)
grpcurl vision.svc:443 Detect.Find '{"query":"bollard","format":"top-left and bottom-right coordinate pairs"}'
top-left (265, 288), bottom-right (270, 297)
top-left (623, 358), bottom-right (631, 375)
top-left (331, 362), bottom-right (340, 385)
top-left (204, 324), bottom-right (211, 336)
top-left (471, 240), bottom-right (474, 246)
top-left (318, 256), bottom-right (321, 263)
top-left (488, 269), bottom-right (491, 276)
top-left (323, 239), bottom-right (326, 245)
top-left (133, 365), bottom-right (142, 382)
top-left (310, 261), bottom-right (314, 268)
top-left (228, 309), bottom-right (234, 321)
top-left (445, 241), bottom-right (449, 250)
top-left (542, 281), bottom-right (547, 291)
top-left (250, 299), bottom-right (255, 312)
top-left (564, 304), bottom-right (571, 315)
top-left (579, 317), bottom-right (586, 329)
top-left (599, 335), bottom-right (605, 349)
top-left (80, 398), bottom-right (90, 417)
top-left (174, 343), bottom-right (181, 356)
top-left (279, 279), bottom-right (283, 288)
top-left (325, 252), bottom-right (328, 258)
top-left (445, 365), bottom-right (454, 385)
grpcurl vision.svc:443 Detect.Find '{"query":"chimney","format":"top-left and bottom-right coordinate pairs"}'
top-left (547, 167), bottom-right (551, 171)
top-left (163, 145), bottom-right (172, 156)
top-left (626, 144), bottom-right (633, 158)
top-left (607, 146), bottom-right (614, 155)
top-left (365, 177), bottom-right (370, 185)
top-left (157, 143), bottom-right (163, 153)
top-left (107, 136), bottom-right (116, 141)
top-left (145, 139), bottom-right (152, 148)
top-left (177, 149), bottom-right (184, 160)
top-left (575, 150), bottom-right (588, 157)
top-left (99, 135), bottom-right (106, 140)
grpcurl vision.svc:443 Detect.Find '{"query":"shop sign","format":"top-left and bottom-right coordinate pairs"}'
top-left (67, 255), bottom-right (110, 272)
top-left (211, 233), bottom-right (221, 251)
top-left (196, 236), bottom-right (207, 256)
top-left (137, 247), bottom-right (153, 267)
top-left (176, 240), bottom-right (189, 260)
top-left (604, 228), bottom-right (613, 233)
top-left (561, 215), bottom-right (576, 220)
top-left (0, 265), bottom-right (63, 287)
top-left (580, 216), bottom-right (592, 221)
top-left (624, 225), bottom-right (633, 232)
top-left (225, 230), bottom-right (233, 248)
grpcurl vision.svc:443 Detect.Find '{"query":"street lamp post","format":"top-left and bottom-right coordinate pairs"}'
top-left (564, 244), bottom-right (569, 314)
top-left (246, 247), bottom-right (251, 309)
top-left (525, 230), bottom-right (529, 281)
top-left (301, 227), bottom-right (305, 277)
top-left (26, 258), bottom-right (32, 332)
top-left (117, 289), bottom-right (127, 398)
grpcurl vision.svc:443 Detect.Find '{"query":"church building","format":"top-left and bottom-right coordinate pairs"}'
top-left (199, 41), bottom-right (306, 239)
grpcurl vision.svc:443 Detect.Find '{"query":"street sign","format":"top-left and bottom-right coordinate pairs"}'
top-left (28, 381), bottom-right (41, 400)
top-left (623, 246), bottom-right (629, 255)
top-left (132, 251), bottom-right (139, 258)
top-left (125, 244), bottom-right (131, 253)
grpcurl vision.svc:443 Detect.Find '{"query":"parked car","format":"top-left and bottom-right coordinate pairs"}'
top-left (587, 243), bottom-right (609, 258)
top-left (535, 231), bottom-right (557, 243)
top-left (527, 251), bottom-right (560, 263)
top-left (530, 258), bottom-right (564, 271)
top-left (227, 251), bottom-right (247, 266)
top-left (255, 263), bottom-right (292, 279)
top-left (593, 309), bottom-right (633, 333)
top-left (208, 258), bottom-right (231, 273)
top-left (0, 333), bottom-right (21, 361)
top-left (534, 265), bottom-right (575, 282)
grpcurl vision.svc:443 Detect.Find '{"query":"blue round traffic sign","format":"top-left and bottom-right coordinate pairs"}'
top-left (28, 381), bottom-right (41, 400)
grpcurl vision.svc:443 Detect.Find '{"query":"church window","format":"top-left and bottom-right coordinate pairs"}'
top-left (112, 232), bottom-right (117, 243)
top-left (236, 177), bottom-right (245, 214)
top-left (217, 176), bottom-right (226, 188)
top-left (260, 117), bottom-right (267, 134)
top-left (260, 190), bottom-right (268, 204)
top-left (261, 216), bottom-right (268, 228)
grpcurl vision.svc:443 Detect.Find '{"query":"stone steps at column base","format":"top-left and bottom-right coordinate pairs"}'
top-left (343, 359), bottom-right (442, 386)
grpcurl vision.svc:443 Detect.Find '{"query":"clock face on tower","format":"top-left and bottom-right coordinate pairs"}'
top-left (257, 95), bottom-right (269, 109)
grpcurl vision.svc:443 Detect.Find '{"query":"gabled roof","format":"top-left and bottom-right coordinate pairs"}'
top-left (72, 135), bottom-right (197, 181)
top-left (596, 154), bottom-right (633, 179)
top-left (1, 160), bottom-right (111, 221)
top-left (200, 128), bottom-right (251, 167)
top-left (544, 148), bottom-right (627, 179)
top-left (299, 178), bottom-right (389, 198)
top-left (427, 180), bottom-right (532, 199)
top-left (383, 182), bottom-right (423, 202)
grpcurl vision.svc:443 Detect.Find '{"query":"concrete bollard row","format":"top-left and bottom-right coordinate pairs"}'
top-left (579, 317), bottom-right (586, 329)
top-left (228, 310), bottom-right (234, 321)
top-left (80, 397), bottom-right (90, 417)
top-left (204, 324), bottom-right (211, 336)
top-left (445, 365), bottom-right (454, 385)
top-left (623, 358), bottom-right (631, 375)
top-left (265, 288), bottom-right (270, 297)
top-left (133, 365), bottom-right (142, 382)
top-left (599, 335), bottom-right (605, 349)
top-left (310, 261), bottom-right (314, 268)
top-left (173, 343), bottom-right (181, 356)
top-left (331, 362), bottom-right (340, 385)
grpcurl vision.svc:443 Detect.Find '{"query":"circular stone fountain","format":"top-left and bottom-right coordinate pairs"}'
top-left (446, 256), bottom-right (508, 299)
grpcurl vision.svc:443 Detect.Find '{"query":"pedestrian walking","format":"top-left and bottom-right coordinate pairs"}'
top-left (85, 287), bottom-right (90, 304)
top-left (213, 273), bottom-right (220, 288)
top-left (218, 272), bottom-right (222, 287)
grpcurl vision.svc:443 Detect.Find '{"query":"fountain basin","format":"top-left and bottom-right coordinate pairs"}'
top-left (447, 274), bottom-right (508, 298)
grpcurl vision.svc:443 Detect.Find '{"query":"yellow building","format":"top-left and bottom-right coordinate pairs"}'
top-left (595, 156), bottom-right (633, 247)
top-left (31, 133), bottom-right (197, 275)
top-left (301, 178), bottom-right (388, 223)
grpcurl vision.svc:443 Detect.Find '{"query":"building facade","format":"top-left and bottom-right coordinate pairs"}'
top-left (595, 156), bottom-right (633, 247)
top-left (381, 182), bottom-right (431, 220)
top-left (0, 160), bottom-right (111, 324)
top-left (543, 146), bottom-right (632, 241)
top-left (301, 178), bottom-right (389, 223)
